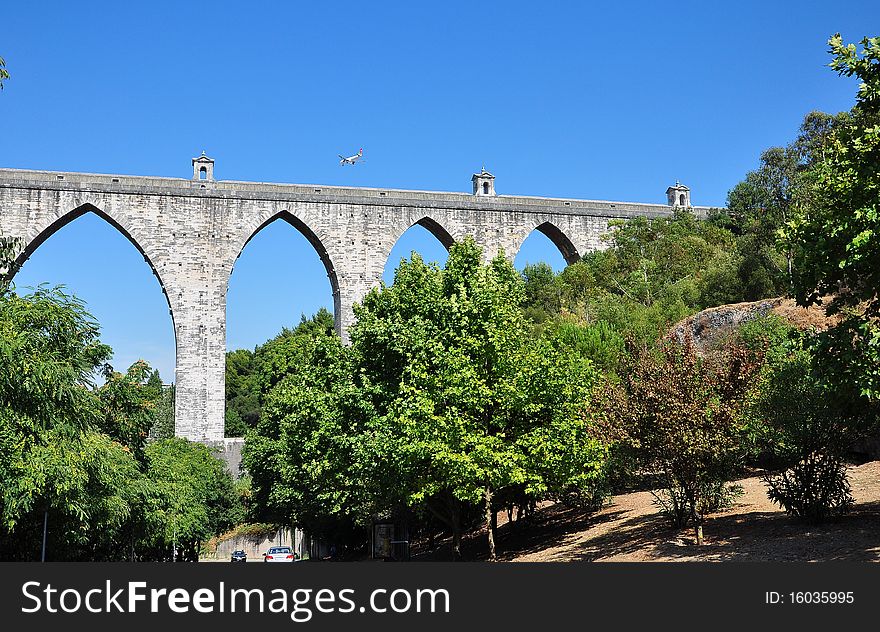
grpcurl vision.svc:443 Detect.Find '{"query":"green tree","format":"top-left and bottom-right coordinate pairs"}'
top-left (97, 360), bottom-right (161, 465)
top-left (0, 427), bottom-right (147, 560)
top-left (0, 277), bottom-right (242, 560)
top-left (720, 111), bottom-right (848, 300)
top-left (0, 286), bottom-right (114, 559)
top-left (0, 56), bottom-right (8, 90)
top-left (784, 34), bottom-right (880, 399)
top-left (520, 262), bottom-right (561, 323)
top-left (0, 286), bottom-right (110, 451)
top-left (139, 438), bottom-right (243, 561)
top-left (354, 242), bottom-right (609, 559)
top-left (521, 210), bottom-right (738, 359)
top-left (225, 308), bottom-right (336, 437)
top-left (725, 145), bottom-right (801, 291)
top-left (244, 333), bottom-right (366, 535)
top-left (246, 241), bottom-right (610, 560)
top-left (225, 348), bottom-right (257, 436)
top-left (540, 319), bottom-right (626, 377)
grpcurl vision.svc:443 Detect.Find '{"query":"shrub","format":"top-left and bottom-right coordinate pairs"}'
top-left (750, 333), bottom-right (870, 522)
top-left (609, 339), bottom-right (760, 542)
top-left (764, 453), bottom-right (852, 522)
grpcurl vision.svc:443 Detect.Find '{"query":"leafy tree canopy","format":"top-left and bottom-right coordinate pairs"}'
top-left (784, 35), bottom-right (880, 399)
top-left (225, 308), bottom-right (335, 437)
top-left (0, 285), bottom-right (239, 560)
top-left (245, 240), bottom-right (610, 559)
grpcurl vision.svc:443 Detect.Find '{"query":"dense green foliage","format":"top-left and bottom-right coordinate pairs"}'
top-left (0, 284), bottom-right (241, 560)
top-left (245, 332), bottom-right (364, 545)
top-left (521, 211), bottom-right (736, 344)
top-left (244, 240), bottom-right (610, 559)
top-left (518, 207), bottom-right (785, 380)
top-left (785, 35), bottom-right (880, 400)
top-left (717, 111), bottom-right (848, 301)
top-left (98, 360), bottom-right (163, 466)
top-left (225, 308), bottom-right (335, 437)
top-left (138, 438), bottom-right (244, 561)
top-left (746, 322), bottom-right (870, 522)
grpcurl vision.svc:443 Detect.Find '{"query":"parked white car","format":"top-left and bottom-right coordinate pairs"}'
top-left (263, 546), bottom-right (296, 562)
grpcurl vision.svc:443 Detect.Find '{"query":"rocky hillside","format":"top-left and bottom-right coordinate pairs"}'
top-left (669, 297), bottom-right (837, 352)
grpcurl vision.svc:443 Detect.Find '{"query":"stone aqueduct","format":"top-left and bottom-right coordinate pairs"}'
top-left (0, 156), bottom-right (711, 443)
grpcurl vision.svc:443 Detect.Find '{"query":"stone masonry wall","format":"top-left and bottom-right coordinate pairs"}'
top-left (0, 168), bottom-right (715, 441)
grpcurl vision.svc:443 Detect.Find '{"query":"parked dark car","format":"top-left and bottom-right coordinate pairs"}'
top-left (230, 550), bottom-right (247, 563)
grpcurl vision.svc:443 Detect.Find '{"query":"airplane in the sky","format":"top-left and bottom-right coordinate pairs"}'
top-left (339, 148), bottom-right (364, 165)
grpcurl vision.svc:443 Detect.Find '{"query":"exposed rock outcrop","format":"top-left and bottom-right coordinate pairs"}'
top-left (670, 297), bottom-right (838, 352)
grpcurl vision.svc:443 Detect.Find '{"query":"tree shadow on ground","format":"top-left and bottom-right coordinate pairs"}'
top-left (560, 500), bottom-right (880, 562)
top-left (412, 497), bottom-right (880, 562)
top-left (412, 504), bottom-right (627, 561)
top-left (492, 505), bottom-right (628, 561)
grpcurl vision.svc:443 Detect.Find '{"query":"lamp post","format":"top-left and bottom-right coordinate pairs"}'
top-left (41, 504), bottom-right (48, 562)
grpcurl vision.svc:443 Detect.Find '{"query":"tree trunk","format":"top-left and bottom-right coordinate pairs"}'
top-left (450, 500), bottom-right (461, 561)
top-left (485, 486), bottom-right (496, 561)
top-left (425, 495), bottom-right (462, 560)
top-left (695, 524), bottom-right (704, 546)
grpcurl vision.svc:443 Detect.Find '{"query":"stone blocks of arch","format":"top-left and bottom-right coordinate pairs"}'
top-left (0, 171), bottom-right (705, 441)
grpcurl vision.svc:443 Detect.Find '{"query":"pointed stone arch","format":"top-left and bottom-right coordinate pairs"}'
top-left (413, 216), bottom-right (455, 250)
top-left (380, 213), bottom-right (458, 271)
top-left (6, 198), bottom-right (186, 431)
top-left (378, 213), bottom-right (458, 290)
top-left (11, 202), bottom-right (176, 322)
top-left (228, 209), bottom-right (341, 332)
top-left (534, 221), bottom-right (580, 265)
top-left (513, 221), bottom-right (581, 267)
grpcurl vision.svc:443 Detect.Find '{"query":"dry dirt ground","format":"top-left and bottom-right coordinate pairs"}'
top-left (420, 462), bottom-right (880, 562)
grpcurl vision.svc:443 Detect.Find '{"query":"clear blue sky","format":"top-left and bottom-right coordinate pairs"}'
top-left (3, 1), bottom-right (877, 382)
